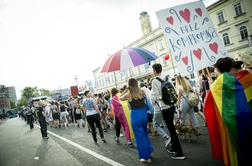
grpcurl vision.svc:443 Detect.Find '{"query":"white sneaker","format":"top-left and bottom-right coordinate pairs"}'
top-left (165, 136), bottom-right (171, 148)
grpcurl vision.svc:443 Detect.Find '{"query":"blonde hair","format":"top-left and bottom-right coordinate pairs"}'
top-left (240, 52), bottom-right (252, 68)
top-left (128, 78), bottom-right (143, 99)
top-left (175, 75), bottom-right (193, 92)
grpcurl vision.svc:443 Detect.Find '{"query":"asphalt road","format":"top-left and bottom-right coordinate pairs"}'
top-left (0, 118), bottom-right (224, 166)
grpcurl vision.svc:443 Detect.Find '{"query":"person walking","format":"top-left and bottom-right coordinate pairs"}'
top-left (204, 57), bottom-right (252, 166)
top-left (83, 90), bottom-right (106, 143)
top-left (110, 88), bottom-right (133, 146)
top-left (37, 101), bottom-right (49, 139)
top-left (120, 78), bottom-right (153, 163)
top-left (26, 107), bottom-right (34, 130)
top-left (151, 63), bottom-right (185, 160)
top-left (59, 101), bottom-right (69, 127)
top-left (175, 75), bottom-right (200, 135)
top-left (97, 93), bottom-right (109, 131)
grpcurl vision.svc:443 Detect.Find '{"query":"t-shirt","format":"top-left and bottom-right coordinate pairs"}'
top-left (75, 108), bottom-right (81, 114)
top-left (60, 105), bottom-right (66, 112)
top-left (50, 105), bottom-right (58, 113)
top-left (37, 107), bottom-right (45, 121)
top-left (83, 98), bottom-right (97, 116)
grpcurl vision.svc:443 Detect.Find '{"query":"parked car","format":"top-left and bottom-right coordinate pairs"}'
top-left (6, 109), bottom-right (18, 118)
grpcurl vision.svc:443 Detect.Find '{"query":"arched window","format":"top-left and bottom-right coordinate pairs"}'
top-left (222, 33), bottom-right (230, 45)
top-left (240, 26), bottom-right (248, 40)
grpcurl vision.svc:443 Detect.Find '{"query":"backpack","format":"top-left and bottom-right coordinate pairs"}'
top-left (156, 77), bottom-right (178, 106)
top-left (187, 91), bottom-right (200, 107)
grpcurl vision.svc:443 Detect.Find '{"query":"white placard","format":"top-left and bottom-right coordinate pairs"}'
top-left (156, 1), bottom-right (228, 76)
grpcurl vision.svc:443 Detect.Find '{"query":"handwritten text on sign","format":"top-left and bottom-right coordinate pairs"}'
top-left (156, 1), bottom-right (227, 76)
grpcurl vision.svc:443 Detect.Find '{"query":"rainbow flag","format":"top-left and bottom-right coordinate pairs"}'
top-left (204, 73), bottom-right (252, 166)
top-left (116, 93), bottom-right (134, 140)
top-left (236, 70), bottom-right (252, 111)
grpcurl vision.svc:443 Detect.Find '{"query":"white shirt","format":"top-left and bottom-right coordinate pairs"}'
top-left (141, 86), bottom-right (151, 101)
top-left (150, 75), bottom-right (171, 111)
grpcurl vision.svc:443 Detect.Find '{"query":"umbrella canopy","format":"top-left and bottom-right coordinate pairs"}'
top-left (101, 48), bottom-right (158, 72)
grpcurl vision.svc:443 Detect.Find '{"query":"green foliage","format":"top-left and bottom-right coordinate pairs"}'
top-left (17, 97), bottom-right (28, 108)
top-left (17, 86), bottom-right (51, 107)
top-left (10, 101), bottom-right (16, 109)
top-left (39, 88), bottom-right (51, 96)
top-left (21, 87), bottom-right (39, 99)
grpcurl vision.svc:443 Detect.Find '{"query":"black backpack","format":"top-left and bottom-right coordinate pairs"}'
top-left (156, 77), bottom-right (178, 106)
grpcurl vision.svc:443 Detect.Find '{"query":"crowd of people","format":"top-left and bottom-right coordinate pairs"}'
top-left (19, 52), bottom-right (252, 165)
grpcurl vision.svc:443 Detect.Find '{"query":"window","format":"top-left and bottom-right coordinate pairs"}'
top-left (222, 33), bottom-right (230, 45)
top-left (217, 11), bottom-right (225, 23)
top-left (234, 2), bottom-right (243, 16)
top-left (105, 76), bottom-right (110, 85)
top-left (95, 81), bottom-right (98, 88)
top-left (240, 26), bottom-right (248, 40)
top-left (158, 39), bottom-right (164, 50)
top-left (144, 63), bottom-right (150, 71)
top-left (110, 75), bottom-right (114, 83)
top-left (120, 70), bottom-right (127, 80)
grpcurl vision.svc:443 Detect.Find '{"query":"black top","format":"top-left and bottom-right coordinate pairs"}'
top-left (37, 107), bottom-right (45, 121)
top-left (60, 105), bottom-right (66, 112)
top-left (128, 98), bottom-right (145, 109)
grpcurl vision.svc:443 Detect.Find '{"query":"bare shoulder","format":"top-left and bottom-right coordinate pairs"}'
top-left (140, 89), bottom-right (146, 97)
top-left (120, 91), bottom-right (131, 101)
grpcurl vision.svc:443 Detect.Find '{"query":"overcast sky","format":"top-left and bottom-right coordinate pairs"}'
top-left (0, 0), bottom-right (217, 98)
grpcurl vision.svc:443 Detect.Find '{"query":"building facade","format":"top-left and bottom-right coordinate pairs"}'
top-left (93, 0), bottom-right (252, 93)
top-left (208, 0), bottom-right (252, 58)
top-left (6, 86), bottom-right (17, 104)
top-left (0, 85), bottom-right (11, 112)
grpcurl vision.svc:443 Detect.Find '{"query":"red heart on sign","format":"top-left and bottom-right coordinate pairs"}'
top-left (166, 16), bottom-right (174, 25)
top-left (179, 8), bottom-right (190, 23)
top-left (182, 56), bottom-right (189, 65)
top-left (193, 48), bottom-right (202, 60)
top-left (209, 42), bottom-right (219, 54)
top-left (195, 8), bottom-right (202, 16)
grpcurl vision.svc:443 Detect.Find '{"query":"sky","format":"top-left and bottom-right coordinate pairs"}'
top-left (0, 0), bottom-right (217, 99)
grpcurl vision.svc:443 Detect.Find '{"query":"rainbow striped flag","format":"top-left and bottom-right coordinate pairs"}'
top-left (236, 70), bottom-right (252, 111)
top-left (116, 93), bottom-right (134, 140)
top-left (204, 73), bottom-right (252, 166)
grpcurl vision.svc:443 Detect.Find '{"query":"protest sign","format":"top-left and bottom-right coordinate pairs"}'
top-left (156, 1), bottom-right (228, 76)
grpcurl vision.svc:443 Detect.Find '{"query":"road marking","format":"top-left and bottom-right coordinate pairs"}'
top-left (35, 124), bottom-right (125, 166)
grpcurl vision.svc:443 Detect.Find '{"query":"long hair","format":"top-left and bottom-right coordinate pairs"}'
top-left (175, 75), bottom-right (193, 92)
top-left (128, 78), bottom-right (143, 99)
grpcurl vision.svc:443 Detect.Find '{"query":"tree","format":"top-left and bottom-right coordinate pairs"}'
top-left (17, 87), bottom-right (51, 107)
top-left (39, 88), bottom-right (51, 96)
top-left (21, 87), bottom-right (39, 99)
top-left (17, 96), bottom-right (28, 108)
top-left (10, 101), bottom-right (16, 109)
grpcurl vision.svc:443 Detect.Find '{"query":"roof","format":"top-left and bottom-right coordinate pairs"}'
top-left (207, 0), bottom-right (228, 10)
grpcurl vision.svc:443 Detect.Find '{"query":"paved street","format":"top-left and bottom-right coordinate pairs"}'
top-left (0, 118), bottom-right (223, 166)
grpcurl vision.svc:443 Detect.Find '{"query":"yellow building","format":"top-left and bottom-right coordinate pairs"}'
top-left (93, 0), bottom-right (252, 93)
top-left (208, 0), bottom-right (252, 58)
